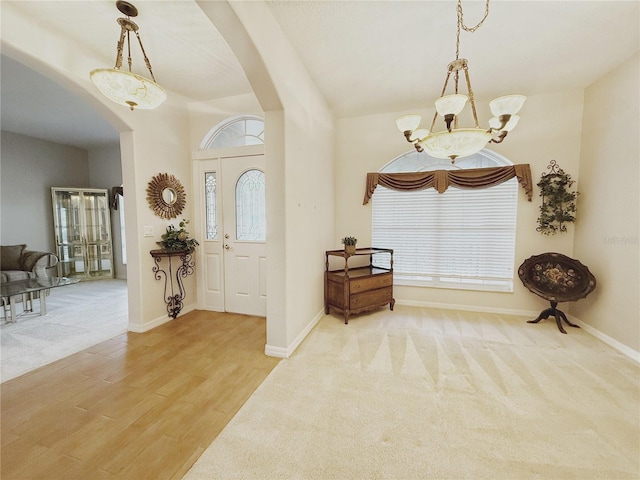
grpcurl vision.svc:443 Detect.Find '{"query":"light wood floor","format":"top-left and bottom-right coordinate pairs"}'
top-left (1, 310), bottom-right (280, 480)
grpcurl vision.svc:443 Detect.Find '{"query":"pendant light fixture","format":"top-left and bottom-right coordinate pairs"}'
top-left (396, 0), bottom-right (525, 162)
top-left (90, 1), bottom-right (166, 111)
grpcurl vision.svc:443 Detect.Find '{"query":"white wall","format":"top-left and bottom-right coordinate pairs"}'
top-left (572, 53), bottom-right (640, 353)
top-left (0, 131), bottom-right (90, 252)
top-left (119, 105), bottom-right (194, 332)
top-left (335, 90), bottom-right (585, 315)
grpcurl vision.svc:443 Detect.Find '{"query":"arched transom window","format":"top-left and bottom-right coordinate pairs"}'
top-left (201, 115), bottom-right (264, 149)
top-left (372, 149), bottom-right (518, 292)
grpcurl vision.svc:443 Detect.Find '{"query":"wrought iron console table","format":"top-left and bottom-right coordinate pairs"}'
top-left (150, 249), bottom-right (195, 319)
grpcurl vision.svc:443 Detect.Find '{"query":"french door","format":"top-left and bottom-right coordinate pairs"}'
top-left (194, 149), bottom-right (266, 316)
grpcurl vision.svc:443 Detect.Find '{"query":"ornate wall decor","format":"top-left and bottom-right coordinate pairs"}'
top-left (146, 173), bottom-right (186, 219)
top-left (536, 160), bottom-right (578, 235)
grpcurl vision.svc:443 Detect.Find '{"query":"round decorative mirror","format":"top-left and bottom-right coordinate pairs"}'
top-left (146, 173), bottom-right (186, 219)
top-left (162, 187), bottom-right (177, 205)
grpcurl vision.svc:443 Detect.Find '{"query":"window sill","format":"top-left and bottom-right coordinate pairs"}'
top-left (394, 276), bottom-right (513, 293)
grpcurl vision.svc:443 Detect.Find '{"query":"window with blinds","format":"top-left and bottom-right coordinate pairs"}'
top-left (371, 150), bottom-right (518, 292)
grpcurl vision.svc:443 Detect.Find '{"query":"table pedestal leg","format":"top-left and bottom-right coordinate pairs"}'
top-left (527, 301), bottom-right (580, 334)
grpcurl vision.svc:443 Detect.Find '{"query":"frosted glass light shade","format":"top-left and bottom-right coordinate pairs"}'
top-left (489, 115), bottom-right (520, 132)
top-left (396, 114), bottom-right (422, 133)
top-left (90, 68), bottom-right (167, 110)
top-left (435, 94), bottom-right (468, 116)
top-left (489, 95), bottom-right (526, 116)
top-left (421, 128), bottom-right (492, 159)
top-left (409, 128), bottom-right (430, 142)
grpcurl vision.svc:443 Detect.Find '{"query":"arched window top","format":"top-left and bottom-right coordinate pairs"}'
top-left (201, 115), bottom-right (264, 149)
top-left (380, 148), bottom-right (513, 173)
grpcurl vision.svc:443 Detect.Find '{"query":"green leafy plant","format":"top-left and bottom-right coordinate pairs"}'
top-left (341, 236), bottom-right (358, 246)
top-left (536, 167), bottom-right (578, 235)
top-left (158, 219), bottom-right (199, 252)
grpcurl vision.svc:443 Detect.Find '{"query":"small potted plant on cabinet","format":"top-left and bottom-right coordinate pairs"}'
top-left (341, 236), bottom-right (358, 255)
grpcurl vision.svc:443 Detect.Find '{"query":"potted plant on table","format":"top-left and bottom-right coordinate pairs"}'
top-left (341, 236), bottom-right (358, 255)
top-left (158, 219), bottom-right (199, 253)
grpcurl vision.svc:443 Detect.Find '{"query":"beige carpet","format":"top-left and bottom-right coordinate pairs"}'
top-left (184, 305), bottom-right (640, 479)
top-left (1, 279), bottom-right (128, 382)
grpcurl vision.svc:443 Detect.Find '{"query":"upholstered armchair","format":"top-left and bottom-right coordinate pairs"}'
top-left (1, 244), bottom-right (59, 282)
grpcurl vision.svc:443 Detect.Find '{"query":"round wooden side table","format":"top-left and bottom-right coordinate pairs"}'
top-left (518, 252), bottom-right (596, 334)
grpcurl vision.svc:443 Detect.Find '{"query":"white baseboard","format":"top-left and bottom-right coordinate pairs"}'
top-left (568, 314), bottom-right (640, 363)
top-left (397, 299), bottom-right (640, 363)
top-left (264, 344), bottom-right (287, 358)
top-left (127, 303), bottom-right (197, 333)
top-left (395, 299), bottom-right (540, 319)
top-left (264, 308), bottom-right (325, 358)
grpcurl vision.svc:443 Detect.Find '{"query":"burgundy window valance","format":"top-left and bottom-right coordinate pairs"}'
top-left (362, 164), bottom-right (533, 205)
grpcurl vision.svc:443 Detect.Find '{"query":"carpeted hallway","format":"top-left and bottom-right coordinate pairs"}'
top-left (185, 305), bottom-right (640, 479)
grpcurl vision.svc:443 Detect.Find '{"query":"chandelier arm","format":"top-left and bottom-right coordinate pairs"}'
top-left (462, 64), bottom-right (480, 128)
top-left (134, 31), bottom-right (158, 82)
top-left (126, 29), bottom-right (133, 72)
top-left (114, 25), bottom-right (127, 70)
top-left (490, 131), bottom-right (508, 144)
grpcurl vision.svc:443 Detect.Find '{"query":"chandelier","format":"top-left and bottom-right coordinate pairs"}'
top-left (396, 0), bottom-right (525, 162)
top-left (90, 1), bottom-right (166, 111)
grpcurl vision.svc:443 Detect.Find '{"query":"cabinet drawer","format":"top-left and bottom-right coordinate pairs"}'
top-left (350, 274), bottom-right (392, 293)
top-left (350, 287), bottom-right (392, 309)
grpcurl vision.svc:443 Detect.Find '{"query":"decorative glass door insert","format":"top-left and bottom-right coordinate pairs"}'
top-left (235, 169), bottom-right (266, 241)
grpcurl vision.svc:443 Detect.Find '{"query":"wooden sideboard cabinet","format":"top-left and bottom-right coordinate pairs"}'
top-left (324, 247), bottom-right (395, 324)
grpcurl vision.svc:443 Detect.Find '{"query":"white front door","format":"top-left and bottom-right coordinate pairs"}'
top-left (194, 149), bottom-right (266, 316)
top-left (222, 156), bottom-right (266, 316)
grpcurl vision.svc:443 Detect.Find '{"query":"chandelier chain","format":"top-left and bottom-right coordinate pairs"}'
top-left (134, 31), bottom-right (157, 82)
top-left (455, 0), bottom-right (490, 59)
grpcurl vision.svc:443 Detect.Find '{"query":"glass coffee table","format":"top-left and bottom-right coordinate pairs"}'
top-left (1, 277), bottom-right (80, 323)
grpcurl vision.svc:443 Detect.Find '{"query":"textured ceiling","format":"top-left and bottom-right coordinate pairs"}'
top-left (266, 0), bottom-right (640, 117)
top-left (1, 1), bottom-right (638, 148)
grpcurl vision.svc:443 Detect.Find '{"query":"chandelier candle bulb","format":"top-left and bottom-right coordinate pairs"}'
top-left (434, 94), bottom-right (468, 116)
top-left (489, 95), bottom-right (527, 116)
top-left (395, 115), bottom-right (422, 136)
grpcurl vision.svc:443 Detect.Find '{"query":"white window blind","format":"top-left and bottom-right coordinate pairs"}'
top-left (371, 150), bottom-right (518, 292)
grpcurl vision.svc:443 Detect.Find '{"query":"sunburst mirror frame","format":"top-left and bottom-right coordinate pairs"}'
top-left (146, 173), bottom-right (186, 219)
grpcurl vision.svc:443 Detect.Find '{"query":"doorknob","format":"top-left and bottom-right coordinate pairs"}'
top-left (224, 244), bottom-right (232, 250)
